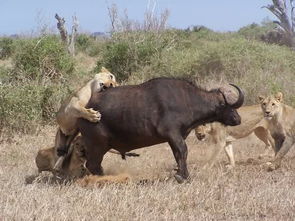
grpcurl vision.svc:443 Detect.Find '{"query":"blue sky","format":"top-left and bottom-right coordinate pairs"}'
top-left (0, 0), bottom-right (274, 35)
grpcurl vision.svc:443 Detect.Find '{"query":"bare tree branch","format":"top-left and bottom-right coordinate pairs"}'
top-left (68, 15), bottom-right (78, 56)
top-left (263, 0), bottom-right (295, 47)
top-left (55, 13), bottom-right (69, 44)
top-left (107, 3), bottom-right (118, 33)
top-left (106, 1), bottom-right (169, 33)
top-left (55, 13), bottom-right (78, 56)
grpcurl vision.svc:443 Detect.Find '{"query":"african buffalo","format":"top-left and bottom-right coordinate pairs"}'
top-left (77, 77), bottom-right (244, 183)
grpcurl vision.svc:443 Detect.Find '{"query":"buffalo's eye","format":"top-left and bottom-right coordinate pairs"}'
top-left (263, 103), bottom-right (266, 106)
top-left (272, 103), bottom-right (275, 106)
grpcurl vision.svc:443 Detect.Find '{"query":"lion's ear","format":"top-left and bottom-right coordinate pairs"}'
top-left (275, 92), bottom-right (283, 102)
top-left (101, 67), bottom-right (109, 73)
top-left (258, 95), bottom-right (265, 103)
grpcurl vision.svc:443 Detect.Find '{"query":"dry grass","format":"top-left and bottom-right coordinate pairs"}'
top-left (1, 126), bottom-right (295, 220)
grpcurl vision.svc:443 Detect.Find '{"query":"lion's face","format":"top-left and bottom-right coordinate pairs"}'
top-left (195, 124), bottom-right (212, 141)
top-left (92, 67), bottom-right (118, 92)
top-left (259, 92), bottom-right (283, 120)
top-left (94, 79), bottom-right (117, 92)
top-left (36, 136), bottom-right (89, 178)
top-left (94, 67), bottom-right (118, 85)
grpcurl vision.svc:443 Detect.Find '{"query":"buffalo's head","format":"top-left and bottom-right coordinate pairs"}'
top-left (216, 84), bottom-right (244, 126)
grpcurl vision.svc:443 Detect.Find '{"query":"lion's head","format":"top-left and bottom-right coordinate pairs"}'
top-left (36, 136), bottom-right (89, 179)
top-left (96, 67), bottom-right (116, 81)
top-left (259, 92), bottom-right (283, 120)
top-left (92, 67), bottom-right (118, 92)
top-left (195, 124), bottom-right (212, 141)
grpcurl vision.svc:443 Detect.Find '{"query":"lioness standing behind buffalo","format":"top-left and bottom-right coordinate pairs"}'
top-left (195, 104), bottom-right (275, 169)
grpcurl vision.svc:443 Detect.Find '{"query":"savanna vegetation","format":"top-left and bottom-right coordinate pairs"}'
top-left (1, 2), bottom-right (295, 218)
top-left (0, 21), bottom-right (295, 134)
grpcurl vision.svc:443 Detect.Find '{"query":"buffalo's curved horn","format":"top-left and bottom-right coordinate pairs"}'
top-left (228, 84), bottom-right (244, 108)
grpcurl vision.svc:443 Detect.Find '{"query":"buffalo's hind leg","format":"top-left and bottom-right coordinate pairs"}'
top-left (84, 137), bottom-right (108, 176)
top-left (168, 133), bottom-right (189, 183)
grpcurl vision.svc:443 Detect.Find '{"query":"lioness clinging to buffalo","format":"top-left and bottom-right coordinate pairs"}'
top-left (51, 67), bottom-right (117, 172)
top-left (77, 78), bottom-right (244, 183)
top-left (55, 67), bottom-right (117, 156)
top-left (37, 67), bottom-right (139, 176)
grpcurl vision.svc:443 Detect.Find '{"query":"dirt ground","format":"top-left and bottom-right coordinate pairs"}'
top-left (1, 126), bottom-right (295, 220)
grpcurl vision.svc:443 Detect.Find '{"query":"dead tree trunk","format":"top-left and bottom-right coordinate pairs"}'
top-left (55, 13), bottom-right (78, 56)
top-left (68, 15), bottom-right (78, 56)
top-left (263, 0), bottom-right (295, 48)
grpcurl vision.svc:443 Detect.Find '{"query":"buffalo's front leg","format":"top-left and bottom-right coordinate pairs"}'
top-left (168, 134), bottom-right (189, 183)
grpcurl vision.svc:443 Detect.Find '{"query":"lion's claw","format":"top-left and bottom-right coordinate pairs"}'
top-left (85, 108), bottom-right (101, 122)
top-left (265, 161), bottom-right (280, 172)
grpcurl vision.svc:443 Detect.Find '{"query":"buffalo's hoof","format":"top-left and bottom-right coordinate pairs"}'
top-left (174, 174), bottom-right (186, 184)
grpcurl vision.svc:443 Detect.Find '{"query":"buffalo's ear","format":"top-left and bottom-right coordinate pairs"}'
top-left (101, 67), bottom-right (110, 73)
top-left (258, 95), bottom-right (265, 103)
top-left (275, 92), bottom-right (283, 103)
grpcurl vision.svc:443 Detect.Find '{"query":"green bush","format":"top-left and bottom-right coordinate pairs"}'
top-left (238, 21), bottom-right (275, 40)
top-left (125, 34), bottom-right (295, 105)
top-left (76, 34), bottom-right (104, 57)
top-left (95, 31), bottom-right (184, 81)
top-left (76, 34), bottom-right (92, 51)
top-left (0, 66), bottom-right (12, 84)
top-left (12, 36), bottom-right (74, 82)
top-left (0, 82), bottom-right (71, 133)
top-left (0, 37), bottom-right (14, 59)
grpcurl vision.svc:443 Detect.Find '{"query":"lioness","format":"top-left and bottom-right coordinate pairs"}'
top-left (195, 104), bottom-right (275, 168)
top-left (36, 136), bottom-right (89, 178)
top-left (56, 67), bottom-right (117, 137)
top-left (54, 67), bottom-right (117, 169)
top-left (259, 92), bottom-right (295, 170)
top-left (36, 135), bottom-right (139, 179)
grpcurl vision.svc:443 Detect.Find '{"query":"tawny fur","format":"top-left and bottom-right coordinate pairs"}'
top-left (56, 67), bottom-right (117, 136)
top-left (195, 104), bottom-right (275, 168)
top-left (36, 136), bottom-right (137, 178)
top-left (76, 174), bottom-right (131, 187)
top-left (259, 92), bottom-right (295, 170)
top-left (36, 136), bottom-right (89, 178)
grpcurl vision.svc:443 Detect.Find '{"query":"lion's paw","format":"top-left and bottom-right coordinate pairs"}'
top-left (225, 164), bottom-right (235, 170)
top-left (85, 108), bottom-right (101, 122)
top-left (265, 161), bottom-right (280, 172)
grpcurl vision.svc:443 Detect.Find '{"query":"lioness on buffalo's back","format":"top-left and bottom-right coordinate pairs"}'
top-left (53, 67), bottom-right (117, 171)
top-left (77, 77), bottom-right (244, 183)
